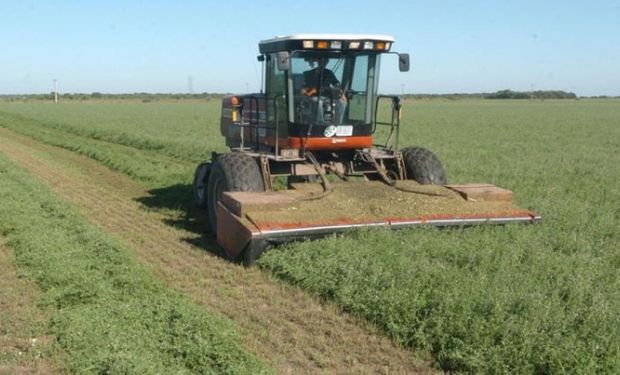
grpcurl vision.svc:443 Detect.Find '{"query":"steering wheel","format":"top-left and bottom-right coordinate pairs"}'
top-left (317, 87), bottom-right (341, 99)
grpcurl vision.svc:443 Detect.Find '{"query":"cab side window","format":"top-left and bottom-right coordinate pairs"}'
top-left (267, 53), bottom-right (288, 132)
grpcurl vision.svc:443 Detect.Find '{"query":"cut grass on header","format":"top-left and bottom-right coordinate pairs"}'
top-left (0, 153), bottom-right (269, 374)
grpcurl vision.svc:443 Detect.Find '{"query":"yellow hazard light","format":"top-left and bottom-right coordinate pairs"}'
top-left (303, 40), bottom-right (313, 48)
top-left (375, 42), bottom-right (386, 50)
top-left (316, 40), bottom-right (329, 49)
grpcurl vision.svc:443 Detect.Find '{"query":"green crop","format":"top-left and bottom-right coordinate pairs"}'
top-left (261, 99), bottom-right (620, 372)
top-left (1, 98), bottom-right (619, 372)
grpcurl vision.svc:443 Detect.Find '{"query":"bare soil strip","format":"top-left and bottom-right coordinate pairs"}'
top-left (0, 127), bottom-right (427, 373)
top-left (0, 242), bottom-right (66, 374)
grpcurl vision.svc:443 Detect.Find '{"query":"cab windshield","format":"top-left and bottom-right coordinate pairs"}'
top-left (289, 52), bottom-right (380, 127)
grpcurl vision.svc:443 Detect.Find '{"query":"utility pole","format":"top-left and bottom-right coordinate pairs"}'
top-left (187, 75), bottom-right (194, 94)
top-left (53, 79), bottom-right (58, 103)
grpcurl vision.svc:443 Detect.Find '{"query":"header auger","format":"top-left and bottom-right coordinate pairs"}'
top-left (193, 34), bottom-right (540, 265)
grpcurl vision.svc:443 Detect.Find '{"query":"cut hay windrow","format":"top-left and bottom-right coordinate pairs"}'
top-left (0, 153), bottom-right (268, 374)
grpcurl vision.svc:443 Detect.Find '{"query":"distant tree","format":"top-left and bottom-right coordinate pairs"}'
top-left (486, 89), bottom-right (576, 100)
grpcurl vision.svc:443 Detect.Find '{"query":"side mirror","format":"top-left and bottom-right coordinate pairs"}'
top-left (257, 55), bottom-right (265, 62)
top-left (398, 53), bottom-right (410, 72)
top-left (276, 51), bottom-right (290, 71)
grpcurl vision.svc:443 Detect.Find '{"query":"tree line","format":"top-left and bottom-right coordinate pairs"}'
top-left (403, 89), bottom-right (583, 100)
top-left (1, 90), bottom-right (618, 102)
top-left (0, 92), bottom-right (226, 102)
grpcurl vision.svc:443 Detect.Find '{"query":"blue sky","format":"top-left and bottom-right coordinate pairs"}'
top-left (1, 1), bottom-right (618, 96)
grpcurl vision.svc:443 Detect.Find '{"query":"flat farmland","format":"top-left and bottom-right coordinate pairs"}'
top-left (1, 98), bottom-right (619, 372)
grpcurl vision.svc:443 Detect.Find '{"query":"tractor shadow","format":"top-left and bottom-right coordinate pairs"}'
top-left (134, 183), bottom-right (229, 259)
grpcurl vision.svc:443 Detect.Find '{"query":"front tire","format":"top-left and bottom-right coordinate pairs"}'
top-left (206, 153), bottom-right (265, 238)
top-left (401, 147), bottom-right (448, 185)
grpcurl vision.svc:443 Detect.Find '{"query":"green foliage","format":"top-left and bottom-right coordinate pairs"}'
top-left (485, 89), bottom-right (577, 100)
top-left (0, 93), bottom-right (226, 102)
top-left (0, 154), bottom-right (269, 374)
top-left (1, 98), bottom-right (620, 372)
top-left (0, 101), bottom-right (225, 163)
top-left (261, 226), bottom-right (620, 372)
top-left (402, 90), bottom-right (580, 100)
top-left (260, 98), bottom-right (620, 372)
top-left (0, 115), bottom-right (188, 186)
top-left (0, 103), bottom-right (226, 187)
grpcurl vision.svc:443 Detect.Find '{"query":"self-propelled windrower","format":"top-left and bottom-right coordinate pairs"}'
top-left (193, 34), bottom-right (541, 265)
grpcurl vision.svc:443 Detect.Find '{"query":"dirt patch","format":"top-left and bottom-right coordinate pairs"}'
top-left (0, 127), bottom-right (430, 373)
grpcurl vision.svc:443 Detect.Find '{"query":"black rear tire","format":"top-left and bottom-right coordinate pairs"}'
top-left (206, 153), bottom-right (265, 239)
top-left (401, 146), bottom-right (448, 185)
top-left (193, 162), bottom-right (211, 209)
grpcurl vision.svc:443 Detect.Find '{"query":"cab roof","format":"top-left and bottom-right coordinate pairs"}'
top-left (259, 34), bottom-right (395, 54)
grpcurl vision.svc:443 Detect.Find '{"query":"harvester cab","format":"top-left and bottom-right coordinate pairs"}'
top-left (193, 34), bottom-right (541, 265)
top-left (220, 34), bottom-right (409, 158)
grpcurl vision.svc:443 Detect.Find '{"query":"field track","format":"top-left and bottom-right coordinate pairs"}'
top-left (0, 127), bottom-right (425, 373)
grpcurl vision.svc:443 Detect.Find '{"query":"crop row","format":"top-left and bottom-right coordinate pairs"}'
top-left (0, 152), bottom-right (268, 373)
